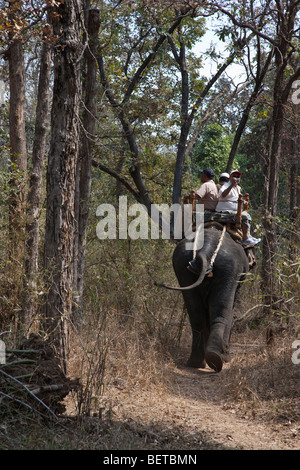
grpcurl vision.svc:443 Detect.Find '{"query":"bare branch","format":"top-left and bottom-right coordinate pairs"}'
top-left (121, 14), bottom-right (185, 104)
top-left (208, 1), bottom-right (277, 45)
top-left (91, 159), bottom-right (141, 202)
top-left (0, 368), bottom-right (57, 418)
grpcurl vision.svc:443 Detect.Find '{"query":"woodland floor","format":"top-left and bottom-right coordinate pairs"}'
top-left (96, 335), bottom-right (300, 451)
top-left (1, 328), bottom-right (299, 452)
top-left (64, 329), bottom-right (299, 452)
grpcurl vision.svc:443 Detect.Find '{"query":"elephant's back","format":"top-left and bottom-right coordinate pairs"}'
top-left (173, 228), bottom-right (248, 274)
top-left (213, 230), bottom-right (249, 274)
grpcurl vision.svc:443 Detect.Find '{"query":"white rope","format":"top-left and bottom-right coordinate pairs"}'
top-left (207, 224), bottom-right (227, 271)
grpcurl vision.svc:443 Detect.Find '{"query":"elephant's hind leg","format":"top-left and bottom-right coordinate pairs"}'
top-left (205, 281), bottom-right (236, 372)
top-left (182, 291), bottom-right (208, 369)
top-left (205, 320), bottom-right (226, 372)
top-left (205, 351), bottom-right (223, 372)
top-left (187, 329), bottom-right (207, 369)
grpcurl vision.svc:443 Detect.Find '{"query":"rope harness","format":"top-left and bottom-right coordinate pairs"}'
top-left (206, 224), bottom-right (227, 274)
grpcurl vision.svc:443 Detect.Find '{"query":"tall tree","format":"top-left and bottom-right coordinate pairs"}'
top-left (0, 0), bottom-right (28, 330)
top-left (6, 0), bottom-right (27, 268)
top-left (96, 1), bottom-right (254, 218)
top-left (97, 2), bottom-right (187, 219)
top-left (260, 1), bottom-right (300, 312)
top-left (213, 0), bottom-right (300, 312)
top-left (23, 37), bottom-right (52, 330)
top-left (170, 29), bottom-right (251, 204)
top-left (43, 0), bottom-right (83, 372)
top-left (73, 7), bottom-right (101, 326)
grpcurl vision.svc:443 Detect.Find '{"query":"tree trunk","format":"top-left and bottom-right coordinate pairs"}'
top-left (261, 71), bottom-right (285, 315)
top-left (226, 47), bottom-right (274, 173)
top-left (23, 40), bottom-right (52, 331)
top-left (171, 37), bottom-right (250, 205)
top-left (73, 8), bottom-right (100, 326)
top-left (260, 1), bottom-right (300, 318)
top-left (5, 0), bottom-right (27, 329)
top-left (7, 0), bottom-right (27, 215)
top-left (172, 35), bottom-right (189, 205)
top-left (43, 0), bottom-right (83, 373)
top-left (289, 157), bottom-right (300, 259)
top-left (8, 41), bottom-right (27, 176)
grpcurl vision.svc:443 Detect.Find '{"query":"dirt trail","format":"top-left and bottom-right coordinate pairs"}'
top-left (108, 339), bottom-right (299, 451)
top-left (157, 365), bottom-right (297, 450)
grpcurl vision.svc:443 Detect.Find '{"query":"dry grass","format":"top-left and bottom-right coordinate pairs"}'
top-left (1, 311), bottom-right (299, 449)
top-left (221, 328), bottom-right (300, 424)
top-left (1, 235), bottom-right (299, 450)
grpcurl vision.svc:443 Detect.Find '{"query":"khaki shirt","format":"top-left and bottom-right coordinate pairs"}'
top-left (195, 180), bottom-right (219, 211)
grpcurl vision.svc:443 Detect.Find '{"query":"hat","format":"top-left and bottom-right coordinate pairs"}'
top-left (220, 172), bottom-right (229, 179)
top-left (200, 168), bottom-right (215, 178)
top-left (230, 170), bottom-right (241, 177)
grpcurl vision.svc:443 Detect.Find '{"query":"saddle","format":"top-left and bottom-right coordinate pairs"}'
top-left (183, 191), bottom-right (256, 269)
top-left (202, 220), bottom-right (256, 269)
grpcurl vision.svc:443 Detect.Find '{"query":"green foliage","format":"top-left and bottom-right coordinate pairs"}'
top-left (191, 123), bottom-right (233, 178)
top-left (234, 151), bottom-right (264, 209)
top-left (95, 0), bottom-right (209, 205)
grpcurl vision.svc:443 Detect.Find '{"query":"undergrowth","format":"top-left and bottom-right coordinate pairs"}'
top-left (0, 216), bottom-right (299, 449)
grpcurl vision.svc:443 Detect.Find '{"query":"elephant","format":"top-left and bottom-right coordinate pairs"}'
top-left (159, 226), bottom-right (249, 372)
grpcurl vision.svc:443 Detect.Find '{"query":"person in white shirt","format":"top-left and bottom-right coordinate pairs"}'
top-left (216, 170), bottom-right (260, 246)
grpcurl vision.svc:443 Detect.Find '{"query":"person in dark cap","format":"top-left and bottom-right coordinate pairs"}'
top-left (195, 168), bottom-right (219, 211)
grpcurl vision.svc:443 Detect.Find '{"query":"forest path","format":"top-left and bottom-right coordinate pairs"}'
top-left (107, 338), bottom-right (299, 451)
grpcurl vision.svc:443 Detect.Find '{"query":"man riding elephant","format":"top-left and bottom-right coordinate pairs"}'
top-left (194, 168), bottom-right (219, 212)
top-left (215, 170), bottom-right (260, 247)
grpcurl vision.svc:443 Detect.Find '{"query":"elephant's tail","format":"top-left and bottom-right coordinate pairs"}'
top-left (155, 253), bottom-right (208, 291)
